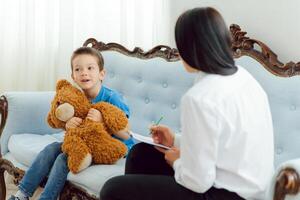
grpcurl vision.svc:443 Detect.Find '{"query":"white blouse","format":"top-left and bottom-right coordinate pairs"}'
top-left (173, 66), bottom-right (274, 200)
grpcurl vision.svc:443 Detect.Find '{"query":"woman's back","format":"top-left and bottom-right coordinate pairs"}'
top-left (181, 66), bottom-right (274, 199)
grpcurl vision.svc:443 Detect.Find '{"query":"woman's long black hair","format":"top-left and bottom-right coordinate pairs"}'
top-left (175, 7), bottom-right (237, 75)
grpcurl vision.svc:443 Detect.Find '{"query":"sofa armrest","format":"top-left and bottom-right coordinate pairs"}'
top-left (0, 92), bottom-right (61, 156)
top-left (0, 96), bottom-right (8, 142)
top-left (271, 159), bottom-right (300, 200)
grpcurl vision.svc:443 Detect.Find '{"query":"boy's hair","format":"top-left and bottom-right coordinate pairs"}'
top-left (175, 7), bottom-right (237, 76)
top-left (71, 47), bottom-right (104, 71)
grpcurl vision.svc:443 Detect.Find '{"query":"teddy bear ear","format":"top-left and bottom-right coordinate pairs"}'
top-left (47, 110), bottom-right (66, 129)
top-left (47, 113), bottom-right (56, 128)
top-left (56, 79), bottom-right (72, 91)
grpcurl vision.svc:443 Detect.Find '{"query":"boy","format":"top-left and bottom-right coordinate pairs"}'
top-left (9, 47), bottom-right (134, 200)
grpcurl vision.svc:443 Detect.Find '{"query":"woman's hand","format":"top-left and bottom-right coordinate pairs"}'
top-left (164, 147), bottom-right (180, 167)
top-left (65, 117), bottom-right (82, 130)
top-left (87, 108), bottom-right (103, 122)
top-left (150, 125), bottom-right (175, 147)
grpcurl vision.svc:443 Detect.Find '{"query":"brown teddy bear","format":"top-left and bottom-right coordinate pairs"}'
top-left (47, 79), bottom-right (129, 173)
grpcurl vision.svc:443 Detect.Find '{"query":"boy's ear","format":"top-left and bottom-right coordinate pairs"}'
top-left (99, 69), bottom-right (106, 81)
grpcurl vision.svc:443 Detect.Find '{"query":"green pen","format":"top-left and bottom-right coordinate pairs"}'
top-left (149, 116), bottom-right (164, 135)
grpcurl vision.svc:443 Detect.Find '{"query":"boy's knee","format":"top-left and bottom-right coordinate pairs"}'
top-left (42, 142), bottom-right (62, 155)
top-left (55, 153), bottom-right (68, 164)
top-left (35, 142), bottom-right (62, 164)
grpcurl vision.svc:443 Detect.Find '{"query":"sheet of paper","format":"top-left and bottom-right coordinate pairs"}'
top-left (130, 131), bottom-right (171, 150)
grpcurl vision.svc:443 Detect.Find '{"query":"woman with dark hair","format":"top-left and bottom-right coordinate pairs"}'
top-left (100, 7), bottom-right (274, 200)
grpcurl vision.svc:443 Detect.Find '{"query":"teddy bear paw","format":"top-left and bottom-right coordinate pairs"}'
top-left (77, 153), bottom-right (92, 172)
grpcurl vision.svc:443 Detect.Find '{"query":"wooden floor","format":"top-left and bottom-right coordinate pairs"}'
top-left (5, 172), bottom-right (42, 200)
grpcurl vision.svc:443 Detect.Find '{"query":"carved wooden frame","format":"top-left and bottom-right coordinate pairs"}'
top-left (230, 24), bottom-right (300, 77)
top-left (1, 24), bottom-right (300, 200)
top-left (83, 38), bottom-right (180, 62)
top-left (273, 168), bottom-right (300, 200)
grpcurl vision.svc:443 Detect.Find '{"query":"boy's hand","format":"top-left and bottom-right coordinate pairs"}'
top-left (65, 117), bottom-right (83, 130)
top-left (114, 123), bottom-right (131, 140)
top-left (87, 108), bottom-right (103, 122)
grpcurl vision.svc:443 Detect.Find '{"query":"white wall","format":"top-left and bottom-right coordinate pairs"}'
top-left (169, 0), bottom-right (300, 63)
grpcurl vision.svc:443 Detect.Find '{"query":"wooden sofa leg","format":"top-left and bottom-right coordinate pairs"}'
top-left (0, 168), bottom-right (6, 200)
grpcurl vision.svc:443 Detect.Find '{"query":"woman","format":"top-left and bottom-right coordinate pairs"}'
top-left (100, 7), bottom-right (274, 200)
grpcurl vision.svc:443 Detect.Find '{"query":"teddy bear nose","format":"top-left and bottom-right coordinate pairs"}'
top-left (55, 103), bottom-right (75, 122)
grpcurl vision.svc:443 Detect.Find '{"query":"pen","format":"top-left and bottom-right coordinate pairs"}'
top-left (149, 116), bottom-right (164, 135)
top-left (155, 116), bottom-right (164, 126)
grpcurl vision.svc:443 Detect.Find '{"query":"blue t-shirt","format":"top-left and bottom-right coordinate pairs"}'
top-left (91, 85), bottom-right (130, 117)
top-left (91, 85), bottom-right (134, 151)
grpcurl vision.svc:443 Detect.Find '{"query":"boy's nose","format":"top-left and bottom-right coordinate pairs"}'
top-left (80, 70), bottom-right (88, 76)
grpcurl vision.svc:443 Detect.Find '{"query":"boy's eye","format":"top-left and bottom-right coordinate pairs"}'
top-left (88, 66), bottom-right (93, 70)
top-left (74, 68), bottom-right (79, 72)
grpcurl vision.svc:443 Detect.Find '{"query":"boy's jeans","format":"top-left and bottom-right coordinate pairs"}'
top-left (18, 142), bottom-right (69, 200)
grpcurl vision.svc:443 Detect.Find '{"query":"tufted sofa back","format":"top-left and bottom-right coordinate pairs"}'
top-left (101, 51), bottom-right (195, 135)
top-left (236, 56), bottom-right (300, 167)
top-left (103, 50), bottom-right (300, 168)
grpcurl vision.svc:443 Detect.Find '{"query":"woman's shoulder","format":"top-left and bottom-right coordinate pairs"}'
top-left (182, 84), bottom-right (211, 107)
top-left (183, 66), bottom-right (251, 103)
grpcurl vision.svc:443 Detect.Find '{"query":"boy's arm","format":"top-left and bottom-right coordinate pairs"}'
top-left (107, 93), bottom-right (131, 139)
top-left (107, 93), bottom-right (130, 118)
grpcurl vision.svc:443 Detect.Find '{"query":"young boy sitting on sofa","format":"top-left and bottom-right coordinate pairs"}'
top-left (9, 47), bottom-right (134, 200)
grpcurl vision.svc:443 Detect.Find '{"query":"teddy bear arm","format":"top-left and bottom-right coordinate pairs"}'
top-left (92, 102), bottom-right (128, 133)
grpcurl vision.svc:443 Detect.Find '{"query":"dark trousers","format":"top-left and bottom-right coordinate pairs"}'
top-left (100, 143), bottom-right (245, 200)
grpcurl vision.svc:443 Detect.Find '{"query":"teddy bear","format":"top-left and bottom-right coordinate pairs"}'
top-left (47, 79), bottom-right (129, 173)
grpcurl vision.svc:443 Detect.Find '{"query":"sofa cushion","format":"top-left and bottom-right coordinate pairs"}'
top-left (3, 152), bottom-right (29, 171)
top-left (8, 132), bottom-right (64, 167)
top-left (7, 133), bottom-right (125, 197)
top-left (68, 159), bottom-right (125, 197)
top-left (3, 150), bottom-right (125, 198)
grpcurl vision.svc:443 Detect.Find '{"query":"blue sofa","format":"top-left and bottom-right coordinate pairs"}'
top-left (1, 24), bottom-right (300, 200)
